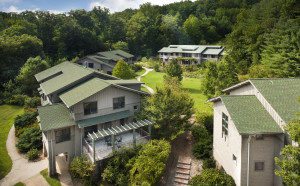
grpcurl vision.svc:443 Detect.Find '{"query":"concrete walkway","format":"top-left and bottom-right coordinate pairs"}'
top-left (23, 174), bottom-right (49, 186)
top-left (0, 126), bottom-right (48, 186)
top-left (137, 67), bottom-right (155, 94)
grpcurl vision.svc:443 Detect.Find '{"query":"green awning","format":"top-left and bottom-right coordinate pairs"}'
top-left (77, 110), bottom-right (132, 128)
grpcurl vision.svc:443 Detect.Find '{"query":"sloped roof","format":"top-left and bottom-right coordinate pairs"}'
top-left (106, 79), bottom-right (143, 85)
top-left (223, 78), bottom-right (300, 123)
top-left (221, 95), bottom-right (283, 135)
top-left (250, 78), bottom-right (300, 123)
top-left (59, 78), bottom-right (111, 108)
top-left (158, 45), bottom-right (224, 54)
top-left (86, 56), bottom-right (114, 68)
top-left (202, 48), bottom-right (224, 55)
top-left (97, 50), bottom-right (133, 61)
top-left (35, 62), bottom-right (118, 95)
top-left (38, 103), bottom-right (75, 131)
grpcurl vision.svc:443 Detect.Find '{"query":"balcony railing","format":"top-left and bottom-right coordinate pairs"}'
top-left (83, 129), bottom-right (150, 162)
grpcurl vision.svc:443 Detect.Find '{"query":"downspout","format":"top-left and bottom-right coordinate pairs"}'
top-left (247, 135), bottom-right (253, 186)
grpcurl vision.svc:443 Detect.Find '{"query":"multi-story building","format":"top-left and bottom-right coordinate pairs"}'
top-left (158, 45), bottom-right (224, 65)
top-left (209, 78), bottom-right (300, 186)
top-left (35, 62), bottom-right (151, 176)
top-left (77, 49), bottom-right (134, 74)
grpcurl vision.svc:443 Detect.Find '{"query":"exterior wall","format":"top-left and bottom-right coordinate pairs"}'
top-left (72, 86), bottom-right (141, 121)
top-left (229, 84), bottom-right (256, 96)
top-left (77, 59), bottom-right (113, 74)
top-left (213, 101), bottom-right (242, 186)
top-left (240, 135), bottom-right (284, 186)
top-left (158, 52), bottom-right (221, 64)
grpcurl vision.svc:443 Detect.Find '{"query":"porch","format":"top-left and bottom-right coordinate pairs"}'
top-left (82, 119), bottom-right (153, 162)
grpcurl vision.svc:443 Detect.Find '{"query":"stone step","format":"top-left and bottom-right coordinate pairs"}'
top-left (178, 157), bottom-right (191, 165)
top-left (174, 178), bottom-right (189, 185)
top-left (175, 173), bottom-right (190, 180)
top-left (176, 168), bottom-right (190, 175)
top-left (177, 163), bottom-right (191, 170)
top-left (174, 182), bottom-right (188, 186)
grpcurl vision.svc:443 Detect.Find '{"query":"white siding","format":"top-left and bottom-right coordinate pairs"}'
top-left (240, 135), bottom-right (284, 186)
top-left (213, 101), bottom-right (242, 186)
top-left (72, 86), bottom-right (141, 121)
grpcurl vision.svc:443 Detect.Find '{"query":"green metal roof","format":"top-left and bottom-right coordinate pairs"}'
top-left (38, 104), bottom-right (75, 131)
top-left (158, 45), bottom-right (224, 54)
top-left (77, 110), bottom-right (132, 128)
top-left (221, 95), bottom-right (283, 135)
top-left (87, 56), bottom-right (114, 68)
top-left (106, 79), bottom-right (143, 85)
top-left (59, 78), bottom-right (111, 108)
top-left (97, 50), bottom-right (133, 61)
top-left (250, 79), bottom-right (300, 123)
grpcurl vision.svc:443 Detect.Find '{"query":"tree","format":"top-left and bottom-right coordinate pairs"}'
top-left (102, 147), bottom-right (141, 185)
top-left (112, 59), bottom-right (135, 79)
top-left (143, 78), bottom-right (194, 139)
top-left (189, 169), bottom-right (235, 186)
top-left (129, 140), bottom-right (171, 185)
top-left (112, 41), bottom-right (129, 51)
top-left (275, 119), bottom-right (300, 185)
top-left (16, 56), bottom-right (49, 96)
top-left (165, 59), bottom-right (183, 81)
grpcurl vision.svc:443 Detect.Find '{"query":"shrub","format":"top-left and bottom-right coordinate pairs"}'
top-left (7, 94), bottom-right (29, 106)
top-left (131, 63), bottom-right (143, 72)
top-left (189, 169), bottom-right (235, 186)
top-left (129, 140), bottom-right (171, 185)
top-left (196, 112), bottom-right (213, 134)
top-left (16, 126), bottom-right (42, 153)
top-left (202, 157), bottom-right (216, 169)
top-left (27, 148), bottom-right (39, 160)
top-left (153, 63), bottom-right (160, 72)
top-left (112, 59), bottom-right (136, 79)
top-left (165, 59), bottom-right (183, 81)
top-left (14, 111), bottom-right (37, 128)
top-left (70, 156), bottom-right (95, 181)
top-left (24, 97), bottom-right (41, 108)
top-left (191, 125), bottom-right (210, 142)
top-left (102, 147), bottom-right (141, 186)
top-left (15, 123), bottom-right (38, 137)
top-left (192, 138), bottom-right (212, 159)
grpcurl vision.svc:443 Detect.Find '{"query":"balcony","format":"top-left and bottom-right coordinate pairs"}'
top-left (82, 119), bottom-right (153, 162)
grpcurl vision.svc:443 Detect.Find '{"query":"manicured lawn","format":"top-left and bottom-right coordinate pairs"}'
top-left (0, 105), bottom-right (23, 179)
top-left (40, 169), bottom-right (61, 186)
top-left (140, 71), bottom-right (212, 113)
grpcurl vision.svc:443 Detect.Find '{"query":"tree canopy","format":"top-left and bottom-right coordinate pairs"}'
top-left (112, 59), bottom-right (135, 79)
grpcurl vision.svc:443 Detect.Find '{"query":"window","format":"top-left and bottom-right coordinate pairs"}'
top-left (55, 128), bottom-right (71, 143)
top-left (255, 162), bottom-right (264, 171)
top-left (84, 102), bottom-right (97, 115)
top-left (88, 63), bottom-right (94, 68)
top-left (134, 105), bottom-right (138, 110)
top-left (222, 113), bottom-right (229, 138)
top-left (113, 97), bottom-right (125, 109)
top-left (203, 54), bottom-right (208, 58)
top-left (255, 134), bottom-right (264, 140)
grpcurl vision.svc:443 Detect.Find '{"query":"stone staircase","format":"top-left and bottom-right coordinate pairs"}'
top-left (174, 157), bottom-right (191, 186)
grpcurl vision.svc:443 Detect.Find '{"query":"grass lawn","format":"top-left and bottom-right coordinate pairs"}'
top-left (40, 169), bottom-right (61, 186)
top-left (0, 105), bottom-right (23, 179)
top-left (140, 71), bottom-right (212, 114)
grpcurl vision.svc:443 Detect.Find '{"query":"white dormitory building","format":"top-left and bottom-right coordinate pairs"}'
top-left (209, 78), bottom-right (300, 186)
top-left (158, 45), bottom-right (224, 65)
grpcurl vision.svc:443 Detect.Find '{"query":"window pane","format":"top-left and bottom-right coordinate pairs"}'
top-left (113, 97), bottom-right (125, 109)
top-left (55, 128), bottom-right (70, 143)
top-left (84, 102), bottom-right (97, 115)
top-left (255, 162), bottom-right (264, 171)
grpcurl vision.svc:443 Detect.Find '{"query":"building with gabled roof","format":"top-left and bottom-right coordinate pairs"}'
top-left (35, 61), bottom-right (152, 176)
top-left (158, 45), bottom-right (224, 65)
top-left (76, 49), bottom-right (134, 75)
top-left (209, 78), bottom-right (300, 186)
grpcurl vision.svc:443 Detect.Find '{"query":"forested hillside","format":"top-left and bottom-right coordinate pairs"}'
top-left (0, 0), bottom-right (299, 100)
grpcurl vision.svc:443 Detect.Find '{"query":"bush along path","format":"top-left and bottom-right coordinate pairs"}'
top-left (137, 67), bottom-right (155, 94)
top-left (0, 125), bottom-right (47, 186)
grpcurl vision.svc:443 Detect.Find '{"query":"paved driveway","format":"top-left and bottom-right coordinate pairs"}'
top-left (0, 126), bottom-right (48, 186)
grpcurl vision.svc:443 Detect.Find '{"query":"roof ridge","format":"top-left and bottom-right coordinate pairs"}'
top-left (250, 78), bottom-right (300, 80)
